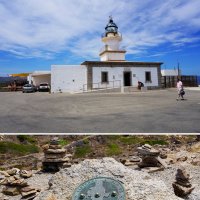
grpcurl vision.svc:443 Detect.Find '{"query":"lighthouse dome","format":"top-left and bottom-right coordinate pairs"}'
top-left (105, 16), bottom-right (118, 35)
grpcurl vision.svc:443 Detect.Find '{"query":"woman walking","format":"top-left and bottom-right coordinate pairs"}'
top-left (176, 78), bottom-right (185, 100)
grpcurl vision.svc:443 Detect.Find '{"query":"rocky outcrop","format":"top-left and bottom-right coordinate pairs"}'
top-left (35, 158), bottom-right (181, 200)
top-left (172, 166), bottom-right (195, 197)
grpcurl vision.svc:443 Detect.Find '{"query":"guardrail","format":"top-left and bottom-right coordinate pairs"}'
top-left (83, 80), bottom-right (121, 92)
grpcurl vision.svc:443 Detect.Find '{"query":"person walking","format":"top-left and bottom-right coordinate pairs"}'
top-left (176, 78), bottom-right (185, 100)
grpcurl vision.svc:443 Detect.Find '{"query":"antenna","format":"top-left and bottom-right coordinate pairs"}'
top-left (177, 60), bottom-right (180, 76)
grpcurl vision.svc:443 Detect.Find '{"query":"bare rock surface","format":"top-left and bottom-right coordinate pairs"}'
top-left (35, 157), bottom-right (181, 200)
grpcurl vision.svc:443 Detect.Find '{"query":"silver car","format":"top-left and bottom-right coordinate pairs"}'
top-left (22, 84), bottom-right (37, 93)
top-left (38, 83), bottom-right (50, 92)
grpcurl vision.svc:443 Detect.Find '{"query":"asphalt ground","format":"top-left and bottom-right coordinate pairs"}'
top-left (0, 88), bottom-right (200, 133)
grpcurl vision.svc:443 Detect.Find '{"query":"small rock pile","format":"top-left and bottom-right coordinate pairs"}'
top-left (0, 168), bottom-right (39, 200)
top-left (42, 137), bottom-right (72, 172)
top-left (172, 166), bottom-right (195, 197)
top-left (137, 144), bottom-right (167, 172)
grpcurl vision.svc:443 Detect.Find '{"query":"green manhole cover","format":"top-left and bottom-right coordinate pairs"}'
top-left (72, 177), bottom-right (125, 200)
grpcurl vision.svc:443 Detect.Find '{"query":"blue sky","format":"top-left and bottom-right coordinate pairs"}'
top-left (0, 0), bottom-right (200, 76)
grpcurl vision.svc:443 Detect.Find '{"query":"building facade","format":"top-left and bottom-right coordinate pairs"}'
top-left (31, 17), bottom-right (163, 93)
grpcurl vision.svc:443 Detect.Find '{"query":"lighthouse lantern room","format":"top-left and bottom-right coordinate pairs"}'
top-left (99, 16), bottom-right (126, 61)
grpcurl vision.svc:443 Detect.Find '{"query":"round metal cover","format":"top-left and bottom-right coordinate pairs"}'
top-left (72, 177), bottom-right (125, 200)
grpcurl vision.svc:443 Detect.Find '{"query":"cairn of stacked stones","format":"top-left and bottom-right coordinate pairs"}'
top-left (137, 144), bottom-right (167, 171)
top-left (42, 137), bottom-right (72, 172)
top-left (0, 168), bottom-right (38, 199)
top-left (172, 166), bottom-right (195, 197)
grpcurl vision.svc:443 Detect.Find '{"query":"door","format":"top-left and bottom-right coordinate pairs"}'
top-left (123, 71), bottom-right (132, 86)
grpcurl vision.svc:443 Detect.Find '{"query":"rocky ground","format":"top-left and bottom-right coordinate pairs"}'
top-left (0, 136), bottom-right (200, 200)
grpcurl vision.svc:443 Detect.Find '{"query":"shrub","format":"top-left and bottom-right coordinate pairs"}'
top-left (17, 135), bottom-right (37, 144)
top-left (74, 145), bottom-right (92, 158)
top-left (0, 141), bottom-right (39, 155)
top-left (58, 139), bottom-right (69, 146)
top-left (106, 143), bottom-right (122, 156)
top-left (141, 140), bottom-right (168, 146)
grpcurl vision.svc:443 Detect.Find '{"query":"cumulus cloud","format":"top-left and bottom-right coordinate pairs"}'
top-left (0, 0), bottom-right (200, 59)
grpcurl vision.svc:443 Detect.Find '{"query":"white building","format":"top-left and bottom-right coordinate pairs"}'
top-left (31, 17), bottom-right (163, 93)
top-left (161, 69), bottom-right (180, 76)
top-left (28, 71), bottom-right (51, 86)
top-left (51, 17), bottom-right (163, 93)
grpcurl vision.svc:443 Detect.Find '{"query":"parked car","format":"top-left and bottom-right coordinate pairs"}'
top-left (22, 84), bottom-right (37, 93)
top-left (38, 83), bottom-right (50, 92)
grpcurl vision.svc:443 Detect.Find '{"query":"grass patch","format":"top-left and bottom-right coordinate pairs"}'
top-left (0, 141), bottom-right (39, 155)
top-left (106, 143), bottom-right (122, 156)
top-left (74, 145), bottom-right (92, 158)
top-left (119, 136), bottom-right (143, 145)
top-left (141, 140), bottom-right (168, 146)
top-left (17, 135), bottom-right (37, 144)
top-left (58, 139), bottom-right (69, 146)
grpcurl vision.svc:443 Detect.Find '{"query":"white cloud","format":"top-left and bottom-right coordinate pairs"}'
top-left (0, 0), bottom-right (200, 59)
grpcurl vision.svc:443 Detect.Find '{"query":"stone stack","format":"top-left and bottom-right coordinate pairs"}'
top-left (42, 137), bottom-right (72, 172)
top-left (137, 144), bottom-right (168, 172)
top-left (0, 169), bottom-right (38, 199)
top-left (20, 186), bottom-right (39, 200)
top-left (172, 166), bottom-right (195, 197)
top-left (137, 144), bottom-right (161, 167)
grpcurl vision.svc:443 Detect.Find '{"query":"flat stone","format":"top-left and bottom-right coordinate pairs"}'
top-left (21, 188), bottom-right (37, 197)
top-left (129, 156), bottom-right (140, 162)
top-left (6, 168), bottom-right (20, 176)
top-left (124, 161), bottom-right (135, 166)
top-left (20, 170), bottom-right (33, 178)
top-left (63, 163), bottom-right (72, 168)
top-left (141, 167), bottom-right (164, 173)
top-left (137, 147), bottom-right (160, 156)
top-left (156, 157), bottom-right (168, 168)
top-left (0, 193), bottom-right (9, 200)
top-left (43, 157), bottom-right (70, 162)
top-left (0, 174), bottom-right (5, 180)
top-left (44, 153), bottom-right (66, 159)
top-left (0, 171), bottom-right (10, 177)
top-left (48, 144), bottom-right (62, 149)
top-left (2, 186), bottom-right (20, 196)
top-left (191, 158), bottom-right (200, 166)
top-left (143, 144), bottom-right (152, 149)
top-left (21, 193), bottom-right (37, 200)
top-left (46, 149), bottom-right (66, 154)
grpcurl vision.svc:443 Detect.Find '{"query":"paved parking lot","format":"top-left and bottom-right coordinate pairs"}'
top-left (0, 89), bottom-right (200, 133)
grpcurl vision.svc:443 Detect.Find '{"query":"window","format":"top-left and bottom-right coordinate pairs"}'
top-left (101, 72), bottom-right (108, 83)
top-left (145, 71), bottom-right (151, 82)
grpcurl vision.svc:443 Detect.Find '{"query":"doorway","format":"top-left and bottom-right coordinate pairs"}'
top-left (123, 71), bottom-right (132, 86)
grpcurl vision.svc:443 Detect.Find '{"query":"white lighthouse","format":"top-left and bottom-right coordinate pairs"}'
top-left (99, 16), bottom-right (126, 61)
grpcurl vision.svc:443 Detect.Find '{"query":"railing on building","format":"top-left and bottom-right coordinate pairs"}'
top-left (101, 32), bottom-right (122, 38)
top-left (83, 80), bottom-right (121, 92)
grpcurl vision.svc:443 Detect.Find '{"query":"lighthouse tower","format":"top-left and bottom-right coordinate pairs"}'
top-left (99, 16), bottom-right (126, 61)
